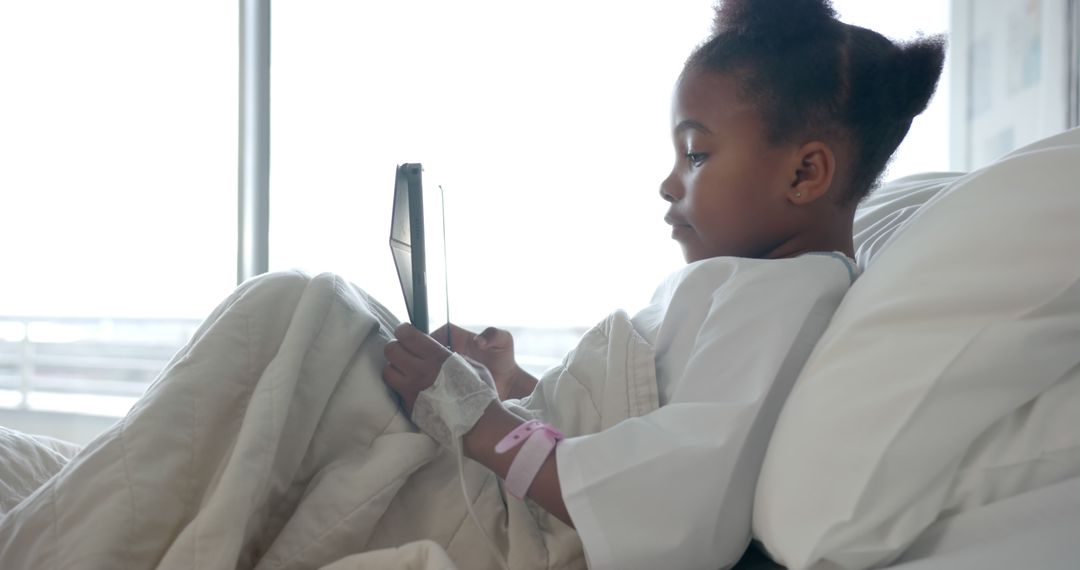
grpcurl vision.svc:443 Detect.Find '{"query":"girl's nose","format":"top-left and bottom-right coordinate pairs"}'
top-left (659, 173), bottom-right (681, 203)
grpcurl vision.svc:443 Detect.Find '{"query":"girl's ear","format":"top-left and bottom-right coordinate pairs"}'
top-left (787, 141), bottom-right (836, 205)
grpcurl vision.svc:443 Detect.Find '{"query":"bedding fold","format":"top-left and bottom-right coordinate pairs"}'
top-left (0, 271), bottom-right (653, 569)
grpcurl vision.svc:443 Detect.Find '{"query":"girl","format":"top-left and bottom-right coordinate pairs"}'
top-left (383, 0), bottom-right (945, 568)
top-left (0, 1), bottom-right (944, 569)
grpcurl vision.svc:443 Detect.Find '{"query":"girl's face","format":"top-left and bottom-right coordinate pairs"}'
top-left (660, 70), bottom-right (799, 262)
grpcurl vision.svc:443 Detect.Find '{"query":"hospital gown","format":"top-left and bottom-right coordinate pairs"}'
top-left (553, 253), bottom-right (857, 570)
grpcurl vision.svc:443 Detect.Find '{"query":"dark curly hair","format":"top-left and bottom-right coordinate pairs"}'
top-left (685, 0), bottom-right (946, 204)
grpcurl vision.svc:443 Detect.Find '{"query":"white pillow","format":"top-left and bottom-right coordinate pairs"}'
top-left (851, 172), bottom-right (961, 269)
top-left (752, 127), bottom-right (1080, 570)
top-left (852, 125), bottom-right (1080, 269)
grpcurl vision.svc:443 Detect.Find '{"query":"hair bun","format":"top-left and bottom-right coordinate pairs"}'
top-left (714, 0), bottom-right (839, 48)
top-left (889, 35), bottom-right (948, 119)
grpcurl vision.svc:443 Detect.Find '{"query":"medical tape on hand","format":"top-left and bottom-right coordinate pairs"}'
top-left (495, 419), bottom-right (564, 500)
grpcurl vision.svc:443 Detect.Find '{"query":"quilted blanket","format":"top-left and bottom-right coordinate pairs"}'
top-left (0, 271), bottom-right (653, 569)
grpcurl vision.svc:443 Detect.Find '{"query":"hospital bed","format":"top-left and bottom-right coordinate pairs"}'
top-left (0, 128), bottom-right (1076, 570)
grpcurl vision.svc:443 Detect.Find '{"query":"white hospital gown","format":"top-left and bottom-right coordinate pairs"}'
top-left (555, 253), bottom-right (858, 570)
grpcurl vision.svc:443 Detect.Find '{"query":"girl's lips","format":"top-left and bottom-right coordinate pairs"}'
top-left (664, 214), bottom-right (693, 240)
top-left (670, 224), bottom-right (694, 240)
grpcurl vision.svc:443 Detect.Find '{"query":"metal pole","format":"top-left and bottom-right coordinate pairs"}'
top-left (238, 0), bottom-right (270, 284)
top-left (19, 320), bottom-right (32, 410)
top-left (1069, 0), bottom-right (1080, 129)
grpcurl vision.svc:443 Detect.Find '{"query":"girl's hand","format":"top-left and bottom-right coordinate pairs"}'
top-left (382, 323), bottom-right (453, 415)
top-left (431, 323), bottom-right (537, 400)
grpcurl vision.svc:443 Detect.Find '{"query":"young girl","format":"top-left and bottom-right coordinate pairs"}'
top-left (383, 0), bottom-right (944, 568)
top-left (0, 1), bottom-right (944, 569)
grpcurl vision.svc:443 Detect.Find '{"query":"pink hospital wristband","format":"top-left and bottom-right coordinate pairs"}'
top-left (495, 419), bottom-right (564, 499)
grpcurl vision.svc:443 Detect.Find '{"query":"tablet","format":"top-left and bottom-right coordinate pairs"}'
top-left (389, 163), bottom-right (449, 336)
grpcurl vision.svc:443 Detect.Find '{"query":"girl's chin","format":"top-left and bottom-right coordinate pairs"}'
top-left (680, 247), bottom-right (706, 264)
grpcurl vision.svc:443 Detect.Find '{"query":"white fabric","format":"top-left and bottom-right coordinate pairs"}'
top-left (0, 427), bottom-right (80, 517)
top-left (3, 263), bottom-right (759, 569)
top-left (852, 127), bottom-right (1080, 271)
top-left (851, 172), bottom-right (961, 268)
top-left (739, 474), bottom-right (1080, 570)
top-left (753, 127), bottom-right (1080, 570)
top-left (0, 256), bottom-right (853, 569)
top-left (0, 272), bottom-right (584, 569)
top-left (556, 254), bottom-right (857, 570)
top-left (412, 353), bottom-right (499, 448)
top-left (889, 475), bottom-right (1080, 570)
top-left (852, 127), bottom-right (1080, 272)
top-left (319, 539), bottom-right (458, 570)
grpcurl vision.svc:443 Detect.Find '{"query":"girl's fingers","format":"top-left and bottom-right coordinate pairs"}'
top-left (476, 327), bottom-right (511, 350)
top-left (448, 323), bottom-right (474, 349)
top-left (384, 339), bottom-right (422, 376)
top-left (430, 324), bottom-right (452, 348)
top-left (393, 323), bottom-right (422, 342)
top-left (431, 323), bottom-right (470, 349)
top-left (382, 362), bottom-right (407, 389)
top-left (382, 364), bottom-right (419, 415)
top-left (394, 323), bottom-right (451, 360)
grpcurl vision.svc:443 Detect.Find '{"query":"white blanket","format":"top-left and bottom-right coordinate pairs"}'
top-left (0, 272), bottom-right (655, 569)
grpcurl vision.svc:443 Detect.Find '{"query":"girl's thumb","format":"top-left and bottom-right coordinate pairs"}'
top-left (475, 327), bottom-right (504, 349)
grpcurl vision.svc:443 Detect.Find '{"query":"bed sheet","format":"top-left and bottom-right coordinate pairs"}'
top-left (3, 431), bottom-right (1077, 569)
top-left (0, 426), bottom-right (79, 518)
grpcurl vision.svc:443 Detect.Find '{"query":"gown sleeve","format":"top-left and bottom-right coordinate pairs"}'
top-left (555, 255), bottom-right (856, 570)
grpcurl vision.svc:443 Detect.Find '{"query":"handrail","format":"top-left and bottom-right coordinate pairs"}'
top-left (0, 315), bottom-right (584, 417)
top-left (0, 316), bottom-right (196, 414)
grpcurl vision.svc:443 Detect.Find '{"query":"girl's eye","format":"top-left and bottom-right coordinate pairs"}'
top-left (685, 152), bottom-right (708, 168)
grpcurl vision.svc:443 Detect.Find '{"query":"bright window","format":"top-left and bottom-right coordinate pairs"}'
top-left (0, 1), bottom-right (237, 418)
top-left (1, 1), bottom-right (951, 425)
top-left (834, 0), bottom-right (953, 176)
top-left (270, 0), bottom-right (951, 371)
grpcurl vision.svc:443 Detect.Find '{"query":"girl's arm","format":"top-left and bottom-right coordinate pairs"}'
top-left (382, 324), bottom-right (571, 526)
top-left (463, 402), bottom-right (573, 527)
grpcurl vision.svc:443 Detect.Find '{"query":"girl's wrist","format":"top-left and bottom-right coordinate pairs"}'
top-left (463, 402), bottom-right (521, 469)
top-left (462, 402), bottom-right (574, 526)
top-left (506, 366), bottom-right (538, 400)
top-left (502, 367), bottom-right (522, 400)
